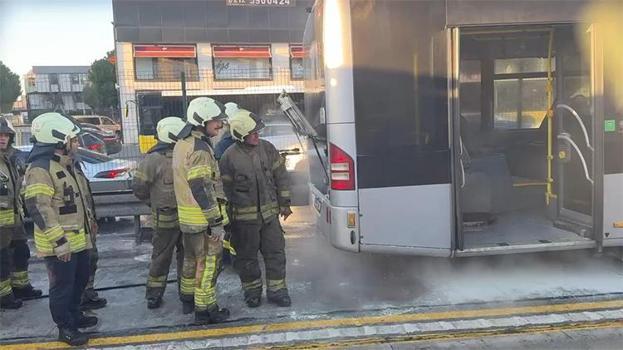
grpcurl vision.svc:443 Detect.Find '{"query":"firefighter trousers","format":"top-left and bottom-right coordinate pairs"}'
top-left (45, 250), bottom-right (90, 330)
top-left (146, 227), bottom-right (183, 300)
top-left (180, 230), bottom-right (223, 312)
top-left (0, 229), bottom-right (32, 297)
top-left (85, 233), bottom-right (98, 292)
top-left (231, 217), bottom-right (287, 299)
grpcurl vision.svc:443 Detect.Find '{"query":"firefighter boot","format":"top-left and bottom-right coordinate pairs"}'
top-left (147, 297), bottom-right (162, 309)
top-left (244, 288), bottom-right (262, 308)
top-left (195, 306), bottom-right (230, 325)
top-left (182, 300), bottom-right (194, 314)
top-left (81, 288), bottom-right (107, 310)
top-left (77, 313), bottom-right (98, 328)
top-left (58, 328), bottom-right (89, 346)
top-left (13, 284), bottom-right (43, 300)
top-left (0, 292), bottom-right (22, 309)
top-left (267, 289), bottom-right (291, 307)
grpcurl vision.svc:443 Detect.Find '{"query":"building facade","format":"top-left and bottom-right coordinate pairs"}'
top-left (112, 0), bottom-right (312, 145)
top-left (24, 66), bottom-right (92, 120)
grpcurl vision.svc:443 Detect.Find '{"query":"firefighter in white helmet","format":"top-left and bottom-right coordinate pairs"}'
top-left (132, 116), bottom-right (186, 309)
top-left (172, 97), bottom-right (230, 324)
top-left (24, 113), bottom-right (98, 346)
top-left (0, 116), bottom-right (42, 310)
top-left (219, 109), bottom-right (292, 308)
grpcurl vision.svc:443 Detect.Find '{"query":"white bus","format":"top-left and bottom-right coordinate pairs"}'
top-left (284, 0), bottom-right (623, 257)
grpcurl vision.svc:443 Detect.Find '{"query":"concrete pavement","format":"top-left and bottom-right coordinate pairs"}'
top-left (1, 206), bottom-right (622, 348)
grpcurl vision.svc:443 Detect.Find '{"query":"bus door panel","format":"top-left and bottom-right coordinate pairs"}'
top-left (554, 26), bottom-right (597, 234)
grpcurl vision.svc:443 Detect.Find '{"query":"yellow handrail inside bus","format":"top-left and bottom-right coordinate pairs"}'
top-left (545, 29), bottom-right (556, 205)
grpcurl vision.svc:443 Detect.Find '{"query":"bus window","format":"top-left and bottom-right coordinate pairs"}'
top-left (350, 0), bottom-right (450, 188)
top-left (493, 57), bottom-right (555, 130)
top-left (460, 60), bottom-right (482, 130)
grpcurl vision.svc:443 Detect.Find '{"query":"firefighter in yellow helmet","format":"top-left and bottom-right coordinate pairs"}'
top-left (0, 116), bottom-right (42, 310)
top-left (172, 97), bottom-right (230, 324)
top-left (132, 116), bottom-right (186, 309)
top-left (219, 109), bottom-right (292, 308)
top-left (24, 113), bottom-right (98, 346)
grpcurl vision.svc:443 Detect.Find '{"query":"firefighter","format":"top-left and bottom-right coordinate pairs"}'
top-left (0, 117), bottom-right (42, 309)
top-left (219, 109), bottom-right (292, 308)
top-left (214, 101), bottom-right (240, 266)
top-left (172, 97), bottom-right (230, 324)
top-left (24, 113), bottom-right (98, 346)
top-left (132, 116), bottom-right (186, 309)
top-left (214, 102), bottom-right (240, 160)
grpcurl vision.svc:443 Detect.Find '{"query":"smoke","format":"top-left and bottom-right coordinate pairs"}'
top-left (285, 214), bottom-right (623, 317)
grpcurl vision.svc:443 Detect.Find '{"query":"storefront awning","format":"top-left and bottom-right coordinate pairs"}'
top-left (212, 45), bottom-right (272, 58)
top-left (134, 45), bottom-right (197, 58)
top-left (290, 45), bottom-right (304, 59)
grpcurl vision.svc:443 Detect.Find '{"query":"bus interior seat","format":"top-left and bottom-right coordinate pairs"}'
top-left (460, 115), bottom-right (514, 224)
top-left (503, 116), bottom-right (548, 180)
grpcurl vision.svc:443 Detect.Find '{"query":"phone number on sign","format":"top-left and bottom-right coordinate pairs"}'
top-left (227, 0), bottom-right (295, 7)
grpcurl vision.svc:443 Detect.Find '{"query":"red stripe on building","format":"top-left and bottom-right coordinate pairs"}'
top-left (213, 45), bottom-right (272, 58)
top-left (134, 45), bottom-right (197, 58)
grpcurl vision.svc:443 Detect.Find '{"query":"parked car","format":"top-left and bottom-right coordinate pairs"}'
top-left (259, 117), bottom-right (309, 206)
top-left (74, 115), bottom-right (122, 136)
top-left (78, 130), bottom-right (107, 155)
top-left (259, 120), bottom-right (307, 173)
top-left (15, 145), bottom-right (134, 183)
top-left (79, 123), bottom-right (122, 155)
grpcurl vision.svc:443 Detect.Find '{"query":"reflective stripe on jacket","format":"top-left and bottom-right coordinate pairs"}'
top-left (219, 139), bottom-right (290, 222)
top-left (132, 143), bottom-right (179, 229)
top-left (24, 152), bottom-right (95, 256)
top-left (172, 130), bottom-right (228, 234)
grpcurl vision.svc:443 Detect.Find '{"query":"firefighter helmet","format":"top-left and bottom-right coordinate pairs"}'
top-left (186, 97), bottom-right (227, 126)
top-left (156, 116), bottom-right (186, 144)
top-left (0, 117), bottom-right (16, 136)
top-left (224, 102), bottom-right (240, 119)
top-left (229, 109), bottom-right (265, 142)
top-left (31, 112), bottom-right (81, 145)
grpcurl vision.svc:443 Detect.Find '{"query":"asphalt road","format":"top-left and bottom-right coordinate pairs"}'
top-left (1, 207), bottom-right (622, 349)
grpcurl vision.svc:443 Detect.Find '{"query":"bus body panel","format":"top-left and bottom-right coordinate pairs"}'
top-left (302, 0), bottom-right (623, 256)
top-left (361, 244), bottom-right (451, 258)
top-left (603, 174), bottom-right (623, 241)
top-left (358, 184), bottom-right (452, 250)
top-left (309, 184), bottom-right (360, 253)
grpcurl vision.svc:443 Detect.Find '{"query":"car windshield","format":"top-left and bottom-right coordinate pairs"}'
top-left (260, 125), bottom-right (294, 137)
top-left (77, 148), bottom-right (112, 164)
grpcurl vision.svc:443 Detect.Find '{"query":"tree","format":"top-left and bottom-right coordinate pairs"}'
top-left (83, 51), bottom-right (118, 115)
top-left (0, 61), bottom-right (21, 113)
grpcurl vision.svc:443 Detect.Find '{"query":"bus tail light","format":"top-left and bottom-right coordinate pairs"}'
top-left (329, 143), bottom-right (354, 190)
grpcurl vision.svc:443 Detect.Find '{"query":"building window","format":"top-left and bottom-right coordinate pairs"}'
top-left (212, 45), bottom-right (272, 81)
top-left (133, 44), bottom-right (199, 81)
top-left (49, 73), bottom-right (59, 85)
top-left (290, 45), bottom-right (304, 80)
top-left (493, 58), bottom-right (555, 129)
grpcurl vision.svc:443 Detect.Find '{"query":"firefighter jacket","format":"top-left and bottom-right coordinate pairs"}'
top-left (219, 140), bottom-right (291, 222)
top-left (172, 129), bottom-right (228, 234)
top-left (132, 142), bottom-right (178, 230)
top-left (0, 147), bottom-right (24, 235)
top-left (23, 145), bottom-right (96, 257)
